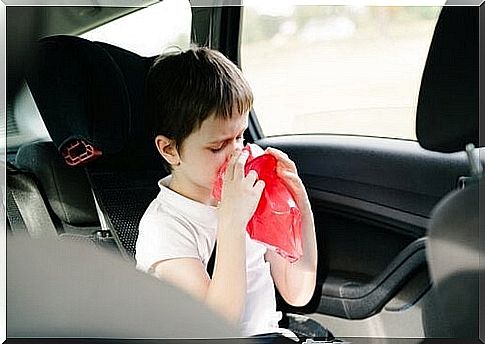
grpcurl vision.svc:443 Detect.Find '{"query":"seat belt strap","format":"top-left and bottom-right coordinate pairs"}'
top-left (6, 186), bottom-right (29, 236)
top-left (6, 172), bottom-right (58, 239)
top-left (90, 187), bottom-right (131, 261)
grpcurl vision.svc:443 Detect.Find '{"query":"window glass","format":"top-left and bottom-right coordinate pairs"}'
top-left (6, 83), bottom-right (50, 153)
top-left (81, 0), bottom-right (191, 56)
top-left (241, 6), bottom-right (441, 140)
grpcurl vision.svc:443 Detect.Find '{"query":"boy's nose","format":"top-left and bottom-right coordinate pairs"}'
top-left (235, 139), bottom-right (245, 151)
top-left (230, 140), bottom-right (244, 154)
top-left (226, 146), bottom-right (243, 162)
top-left (229, 148), bottom-right (242, 159)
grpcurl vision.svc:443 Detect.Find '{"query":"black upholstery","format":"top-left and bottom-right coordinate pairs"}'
top-left (15, 141), bottom-right (99, 226)
top-left (94, 41), bottom-right (154, 151)
top-left (27, 35), bottom-right (167, 260)
top-left (26, 35), bottom-right (132, 154)
top-left (416, 7), bottom-right (479, 153)
top-left (84, 164), bottom-right (165, 258)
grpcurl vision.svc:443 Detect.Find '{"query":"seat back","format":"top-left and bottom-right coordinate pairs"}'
top-left (424, 181), bottom-right (481, 338)
top-left (415, 6), bottom-right (482, 338)
top-left (27, 35), bottom-right (167, 260)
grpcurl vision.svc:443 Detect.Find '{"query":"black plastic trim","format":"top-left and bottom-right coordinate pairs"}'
top-left (256, 135), bottom-right (474, 218)
top-left (318, 237), bottom-right (428, 319)
top-left (309, 188), bottom-right (428, 237)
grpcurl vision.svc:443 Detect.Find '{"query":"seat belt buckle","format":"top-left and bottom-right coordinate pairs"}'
top-left (60, 138), bottom-right (102, 166)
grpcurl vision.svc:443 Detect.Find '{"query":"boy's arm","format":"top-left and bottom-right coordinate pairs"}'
top-left (152, 224), bottom-right (247, 323)
top-left (264, 147), bottom-right (318, 307)
top-left (153, 150), bottom-right (265, 323)
top-left (265, 205), bottom-right (318, 307)
top-left (152, 257), bottom-right (211, 300)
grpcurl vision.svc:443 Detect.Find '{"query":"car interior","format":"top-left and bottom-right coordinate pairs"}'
top-left (4, 2), bottom-right (483, 342)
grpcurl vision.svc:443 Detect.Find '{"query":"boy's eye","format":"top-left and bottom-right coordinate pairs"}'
top-left (210, 146), bottom-right (224, 153)
top-left (209, 136), bottom-right (245, 153)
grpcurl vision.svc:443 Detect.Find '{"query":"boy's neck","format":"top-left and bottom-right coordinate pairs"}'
top-left (169, 175), bottom-right (218, 207)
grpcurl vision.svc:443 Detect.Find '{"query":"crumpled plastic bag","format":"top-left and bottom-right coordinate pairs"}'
top-left (212, 144), bottom-right (303, 262)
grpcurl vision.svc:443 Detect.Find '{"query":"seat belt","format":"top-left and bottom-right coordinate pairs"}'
top-left (207, 243), bottom-right (217, 278)
top-left (6, 165), bottom-right (58, 239)
top-left (6, 186), bottom-right (28, 236)
top-left (90, 187), bottom-right (129, 260)
top-left (59, 139), bottom-right (164, 262)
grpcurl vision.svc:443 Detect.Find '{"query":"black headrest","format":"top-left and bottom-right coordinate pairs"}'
top-left (416, 7), bottom-right (479, 153)
top-left (26, 35), bottom-right (154, 162)
top-left (94, 41), bottom-right (155, 147)
top-left (16, 141), bottom-right (99, 226)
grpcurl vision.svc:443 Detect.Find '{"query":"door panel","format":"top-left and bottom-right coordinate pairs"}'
top-left (255, 135), bottom-right (471, 319)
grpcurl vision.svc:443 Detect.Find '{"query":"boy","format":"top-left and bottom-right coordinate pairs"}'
top-left (135, 47), bottom-right (318, 337)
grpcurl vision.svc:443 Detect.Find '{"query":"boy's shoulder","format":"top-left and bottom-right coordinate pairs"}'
top-left (140, 185), bottom-right (208, 238)
top-left (140, 193), bottom-right (190, 232)
top-left (141, 176), bottom-right (180, 222)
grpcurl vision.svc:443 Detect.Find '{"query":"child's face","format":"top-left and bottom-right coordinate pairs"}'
top-left (172, 111), bottom-right (249, 202)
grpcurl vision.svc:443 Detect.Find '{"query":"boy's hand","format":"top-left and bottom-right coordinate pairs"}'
top-left (265, 147), bottom-right (311, 212)
top-left (218, 150), bottom-right (266, 232)
top-left (264, 147), bottom-right (318, 307)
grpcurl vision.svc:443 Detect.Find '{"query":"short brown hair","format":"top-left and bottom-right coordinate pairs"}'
top-left (146, 47), bottom-right (253, 171)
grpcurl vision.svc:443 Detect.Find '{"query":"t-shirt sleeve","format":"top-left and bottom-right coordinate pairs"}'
top-left (135, 213), bottom-right (200, 273)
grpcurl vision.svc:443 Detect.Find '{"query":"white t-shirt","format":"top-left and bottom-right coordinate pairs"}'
top-left (135, 175), bottom-right (295, 337)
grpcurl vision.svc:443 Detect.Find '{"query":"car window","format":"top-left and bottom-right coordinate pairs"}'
top-left (81, 0), bottom-right (191, 56)
top-left (5, 83), bottom-right (50, 158)
top-left (241, 5), bottom-right (441, 140)
top-left (4, 0), bottom-right (192, 157)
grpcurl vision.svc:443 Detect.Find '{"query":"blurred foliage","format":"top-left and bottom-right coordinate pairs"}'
top-left (242, 6), bottom-right (441, 45)
top-left (242, 12), bottom-right (283, 43)
top-left (292, 6), bottom-right (349, 27)
top-left (404, 7), bottom-right (442, 20)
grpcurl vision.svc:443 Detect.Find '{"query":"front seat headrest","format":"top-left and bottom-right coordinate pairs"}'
top-left (27, 35), bottom-right (133, 158)
top-left (416, 7), bottom-right (479, 153)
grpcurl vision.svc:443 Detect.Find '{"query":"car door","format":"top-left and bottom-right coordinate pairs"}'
top-left (193, 5), bottom-right (476, 338)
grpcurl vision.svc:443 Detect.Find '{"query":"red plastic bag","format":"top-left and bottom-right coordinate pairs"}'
top-left (212, 144), bottom-right (303, 262)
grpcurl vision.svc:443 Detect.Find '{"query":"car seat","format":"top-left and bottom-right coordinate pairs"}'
top-left (415, 6), bottom-right (482, 338)
top-left (26, 35), bottom-right (166, 260)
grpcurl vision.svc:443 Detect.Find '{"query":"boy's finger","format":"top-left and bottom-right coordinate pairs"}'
top-left (253, 180), bottom-right (266, 198)
top-left (267, 148), bottom-right (298, 173)
top-left (234, 150), bottom-right (250, 180)
top-left (276, 159), bottom-right (298, 174)
top-left (245, 169), bottom-right (258, 186)
top-left (266, 147), bottom-right (295, 167)
top-left (224, 151), bottom-right (240, 181)
top-left (280, 170), bottom-right (303, 186)
top-left (265, 147), bottom-right (289, 159)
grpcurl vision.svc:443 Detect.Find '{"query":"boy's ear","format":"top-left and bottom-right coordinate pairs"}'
top-left (155, 135), bottom-right (180, 166)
